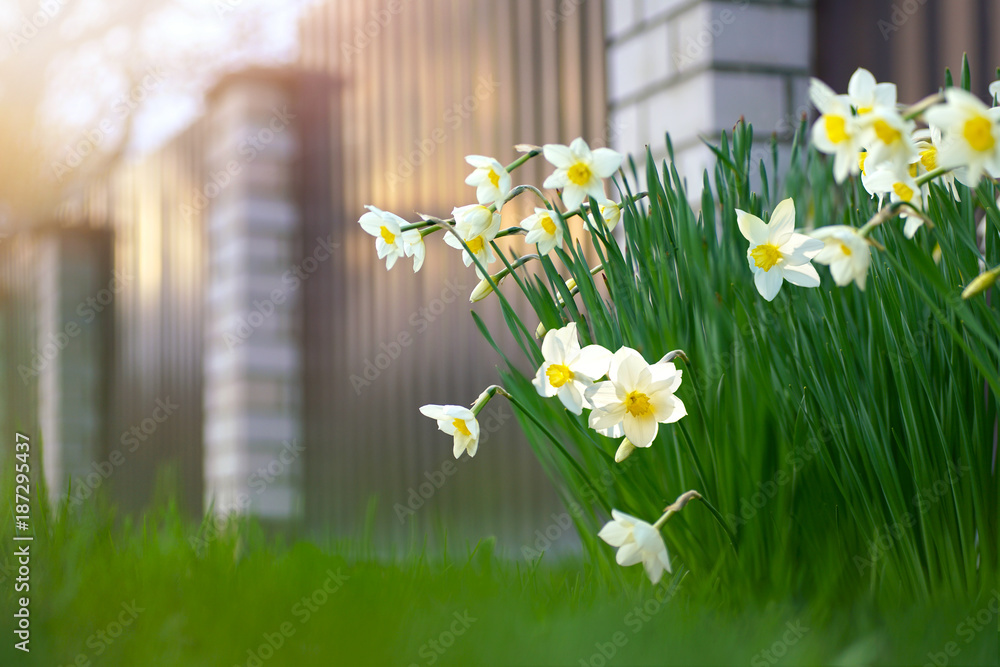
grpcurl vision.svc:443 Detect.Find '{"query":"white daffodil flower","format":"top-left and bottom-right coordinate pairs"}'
top-left (810, 78), bottom-right (864, 183)
top-left (811, 225), bottom-right (871, 291)
top-left (858, 106), bottom-right (917, 175)
top-left (358, 205), bottom-right (421, 271)
top-left (445, 205), bottom-right (502, 277)
top-left (586, 347), bottom-right (686, 448)
top-left (846, 67), bottom-right (897, 115)
top-left (598, 509), bottom-right (672, 584)
top-left (912, 127), bottom-right (960, 201)
top-left (736, 198), bottom-right (824, 301)
top-left (419, 404), bottom-right (481, 459)
top-left (925, 88), bottom-right (1000, 187)
top-left (464, 155), bottom-right (511, 208)
top-left (542, 138), bottom-right (623, 210)
top-left (863, 169), bottom-right (927, 238)
top-left (532, 322), bottom-right (613, 415)
top-left (595, 199), bottom-right (621, 231)
top-left (859, 152), bottom-right (892, 203)
top-left (522, 208), bottom-right (564, 255)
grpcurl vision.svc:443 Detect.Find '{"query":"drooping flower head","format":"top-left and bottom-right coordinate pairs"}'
top-left (542, 138), bottom-right (623, 210)
top-left (586, 347), bottom-right (686, 448)
top-left (736, 198), bottom-right (824, 301)
top-left (464, 155), bottom-right (512, 208)
top-left (419, 404), bottom-right (481, 459)
top-left (598, 510), bottom-right (671, 584)
top-left (532, 322), bottom-right (613, 415)
top-left (811, 225), bottom-right (871, 290)
top-left (522, 207), bottom-right (564, 255)
top-left (358, 205), bottom-right (422, 271)
top-left (445, 205), bottom-right (503, 277)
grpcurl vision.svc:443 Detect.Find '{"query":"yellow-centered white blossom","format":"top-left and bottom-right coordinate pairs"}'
top-left (845, 67), bottom-right (897, 115)
top-left (586, 347), bottom-right (686, 448)
top-left (542, 138), bottom-right (623, 210)
top-left (811, 225), bottom-right (871, 290)
top-left (597, 510), bottom-right (671, 584)
top-left (912, 127), bottom-right (960, 201)
top-left (445, 205), bottom-right (502, 277)
top-left (595, 199), bottom-right (621, 231)
top-left (736, 199), bottom-right (823, 301)
top-left (522, 207), bottom-right (564, 255)
top-left (419, 404), bottom-right (481, 459)
top-left (532, 323), bottom-right (613, 415)
top-left (925, 88), bottom-right (1000, 186)
top-left (858, 106), bottom-right (917, 175)
top-left (358, 205), bottom-right (422, 271)
top-left (464, 155), bottom-right (512, 208)
top-left (810, 78), bottom-right (864, 182)
top-left (863, 168), bottom-right (927, 238)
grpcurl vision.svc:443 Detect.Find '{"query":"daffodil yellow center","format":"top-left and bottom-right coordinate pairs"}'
top-left (488, 169), bottom-right (501, 188)
top-left (893, 182), bottom-right (915, 201)
top-left (541, 215), bottom-right (557, 235)
top-left (873, 119), bottom-right (901, 145)
top-left (625, 391), bottom-right (653, 418)
top-left (839, 242), bottom-right (852, 256)
top-left (920, 146), bottom-right (938, 171)
top-left (467, 236), bottom-right (485, 254)
top-left (567, 162), bottom-right (592, 186)
top-left (857, 105), bottom-right (873, 115)
top-left (545, 364), bottom-right (574, 388)
top-left (963, 116), bottom-right (995, 152)
top-left (826, 116), bottom-right (848, 144)
top-left (453, 418), bottom-right (471, 437)
top-left (908, 162), bottom-right (918, 178)
top-left (380, 226), bottom-right (396, 244)
top-left (858, 152), bottom-right (868, 174)
top-left (750, 243), bottom-right (782, 271)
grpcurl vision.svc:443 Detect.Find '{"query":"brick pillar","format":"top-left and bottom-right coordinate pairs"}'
top-left (35, 232), bottom-right (106, 504)
top-left (202, 72), bottom-right (304, 522)
top-left (606, 0), bottom-right (814, 191)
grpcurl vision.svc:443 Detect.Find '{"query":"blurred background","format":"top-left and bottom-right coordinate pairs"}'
top-left (0, 0), bottom-right (996, 549)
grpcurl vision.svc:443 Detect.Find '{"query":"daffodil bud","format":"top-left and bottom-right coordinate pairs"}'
top-left (469, 272), bottom-right (509, 303)
top-left (962, 267), bottom-right (1000, 299)
top-left (535, 322), bottom-right (547, 339)
top-left (614, 438), bottom-right (636, 463)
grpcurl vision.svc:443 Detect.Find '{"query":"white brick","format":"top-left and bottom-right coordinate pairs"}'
top-left (605, 0), bottom-right (640, 39)
top-left (609, 104), bottom-right (643, 158)
top-left (643, 70), bottom-right (715, 147)
top-left (710, 3), bottom-right (811, 70)
top-left (712, 72), bottom-right (786, 135)
top-left (671, 3), bottom-right (714, 74)
top-left (607, 22), bottom-right (671, 103)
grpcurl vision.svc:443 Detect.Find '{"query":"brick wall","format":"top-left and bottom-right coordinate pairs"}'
top-left (606, 0), bottom-right (814, 192)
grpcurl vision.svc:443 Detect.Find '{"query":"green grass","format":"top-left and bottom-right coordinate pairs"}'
top-left (0, 498), bottom-right (996, 666)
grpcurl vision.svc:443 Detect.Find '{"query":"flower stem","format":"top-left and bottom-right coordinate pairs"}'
top-left (498, 388), bottom-right (613, 515)
top-left (696, 496), bottom-right (739, 554)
